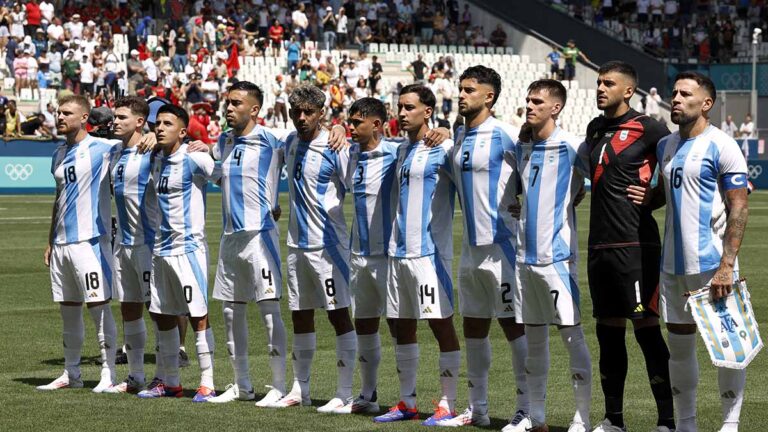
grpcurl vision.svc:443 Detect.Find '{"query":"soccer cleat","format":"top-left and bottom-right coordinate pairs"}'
top-left (179, 350), bottom-right (190, 368)
top-left (421, 405), bottom-right (456, 426)
top-left (36, 372), bottom-right (84, 391)
top-left (568, 421), bottom-right (590, 432)
top-left (192, 386), bottom-right (216, 402)
top-left (373, 401), bottom-right (419, 422)
top-left (255, 386), bottom-right (285, 407)
top-left (207, 383), bottom-right (256, 403)
top-left (591, 419), bottom-right (627, 432)
top-left (317, 397), bottom-right (350, 413)
top-left (136, 381), bottom-right (183, 398)
top-left (330, 395), bottom-right (381, 414)
top-left (434, 408), bottom-right (491, 427)
top-left (103, 375), bottom-right (144, 394)
top-left (263, 386), bottom-right (309, 408)
top-left (501, 410), bottom-right (533, 432)
top-left (92, 371), bottom-right (117, 393)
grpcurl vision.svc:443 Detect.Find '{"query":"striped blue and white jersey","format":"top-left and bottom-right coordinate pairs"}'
top-left (348, 138), bottom-right (405, 256)
top-left (285, 130), bottom-right (355, 249)
top-left (212, 126), bottom-right (291, 235)
top-left (453, 117), bottom-right (519, 246)
top-left (112, 146), bottom-right (158, 247)
top-left (513, 127), bottom-right (587, 265)
top-left (657, 125), bottom-right (748, 275)
top-left (152, 144), bottom-right (215, 256)
top-left (389, 139), bottom-right (455, 259)
top-left (51, 135), bottom-right (121, 245)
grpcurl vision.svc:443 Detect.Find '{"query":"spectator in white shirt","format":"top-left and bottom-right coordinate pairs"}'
top-left (721, 115), bottom-right (738, 138)
top-left (644, 87), bottom-right (662, 120)
top-left (292, 3), bottom-right (309, 40)
top-left (739, 114), bottom-right (755, 139)
top-left (47, 17), bottom-right (64, 41)
top-left (343, 60), bottom-right (361, 87)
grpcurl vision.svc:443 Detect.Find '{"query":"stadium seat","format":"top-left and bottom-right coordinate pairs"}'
top-left (477, 46), bottom-right (486, 54)
top-left (369, 42), bottom-right (379, 53)
top-left (467, 46), bottom-right (476, 54)
top-left (448, 45), bottom-right (457, 54)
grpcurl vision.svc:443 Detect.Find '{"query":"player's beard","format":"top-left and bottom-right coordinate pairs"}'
top-left (671, 110), bottom-right (697, 127)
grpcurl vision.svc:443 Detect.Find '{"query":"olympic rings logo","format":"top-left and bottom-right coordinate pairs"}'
top-left (719, 72), bottom-right (748, 89)
top-left (748, 165), bottom-right (763, 179)
top-left (4, 163), bottom-right (33, 181)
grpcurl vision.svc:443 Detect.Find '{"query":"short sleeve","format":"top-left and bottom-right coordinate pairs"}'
top-left (334, 145), bottom-right (355, 191)
top-left (189, 152), bottom-right (215, 179)
top-left (717, 139), bottom-right (748, 175)
top-left (212, 133), bottom-right (226, 161)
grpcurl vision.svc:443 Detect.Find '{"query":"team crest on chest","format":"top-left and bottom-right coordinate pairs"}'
top-left (619, 130), bottom-right (629, 141)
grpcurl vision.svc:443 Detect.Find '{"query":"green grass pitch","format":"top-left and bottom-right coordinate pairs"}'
top-left (1, 192), bottom-right (767, 431)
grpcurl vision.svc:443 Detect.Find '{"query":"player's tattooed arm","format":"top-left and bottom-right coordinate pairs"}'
top-left (711, 187), bottom-right (749, 301)
top-left (44, 189), bottom-right (61, 267)
top-left (423, 127), bottom-right (451, 147)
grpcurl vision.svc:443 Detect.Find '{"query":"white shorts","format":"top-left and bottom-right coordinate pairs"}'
top-left (387, 254), bottom-right (454, 320)
top-left (458, 240), bottom-right (517, 319)
top-left (149, 248), bottom-right (209, 317)
top-left (213, 229), bottom-right (282, 303)
top-left (50, 236), bottom-right (113, 303)
top-left (660, 268), bottom-right (739, 325)
top-left (287, 245), bottom-right (351, 311)
top-left (113, 243), bottom-right (152, 303)
top-left (514, 261), bottom-right (581, 326)
top-left (350, 254), bottom-right (388, 319)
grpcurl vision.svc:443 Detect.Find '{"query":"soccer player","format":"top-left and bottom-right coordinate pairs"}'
top-left (136, 104), bottom-right (217, 401)
top-left (511, 80), bottom-right (592, 432)
top-left (584, 61), bottom-right (675, 432)
top-left (266, 84), bottom-right (358, 412)
top-left (205, 81), bottom-right (290, 405)
top-left (373, 84), bottom-right (460, 425)
top-left (38, 94), bottom-right (119, 392)
top-left (103, 96), bottom-right (158, 394)
top-left (644, 72), bottom-right (749, 432)
top-left (433, 65), bottom-right (530, 429)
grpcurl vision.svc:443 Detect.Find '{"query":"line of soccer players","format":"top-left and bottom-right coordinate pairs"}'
top-left (39, 60), bottom-right (750, 432)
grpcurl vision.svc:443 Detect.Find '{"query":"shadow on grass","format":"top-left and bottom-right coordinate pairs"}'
top-left (41, 354), bottom-right (157, 366)
top-left (13, 377), bottom-right (101, 388)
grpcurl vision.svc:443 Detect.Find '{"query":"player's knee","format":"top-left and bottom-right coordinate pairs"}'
top-left (327, 308), bottom-right (353, 333)
top-left (630, 316), bottom-right (659, 330)
top-left (292, 309), bottom-right (315, 333)
top-left (462, 317), bottom-right (491, 338)
top-left (597, 317), bottom-right (628, 327)
top-left (120, 302), bottom-right (144, 321)
top-left (155, 314), bottom-right (178, 331)
top-left (190, 315), bottom-right (209, 332)
top-left (498, 318), bottom-right (525, 340)
top-left (355, 317), bottom-right (380, 335)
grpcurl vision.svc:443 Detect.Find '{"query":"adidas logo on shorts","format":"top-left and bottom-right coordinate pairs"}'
top-left (89, 291), bottom-right (98, 298)
top-left (328, 298), bottom-right (337, 306)
top-left (265, 288), bottom-right (274, 294)
top-left (422, 307), bottom-right (433, 314)
top-left (504, 305), bottom-right (514, 312)
top-left (634, 304), bottom-right (645, 313)
top-left (440, 369), bottom-right (453, 378)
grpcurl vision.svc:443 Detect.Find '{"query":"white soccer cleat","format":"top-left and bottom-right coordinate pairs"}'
top-left (343, 395), bottom-right (381, 414)
top-left (501, 410), bottom-right (533, 432)
top-left (317, 397), bottom-right (350, 413)
top-left (36, 372), bottom-right (84, 391)
top-left (208, 383), bottom-right (256, 403)
top-left (262, 386), bottom-right (308, 408)
top-left (591, 418), bottom-right (627, 432)
top-left (255, 386), bottom-right (286, 407)
top-left (103, 375), bottom-right (144, 394)
top-left (434, 408), bottom-right (491, 427)
top-left (568, 421), bottom-right (590, 432)
top-left (92, 370), bottom-right (116, 393)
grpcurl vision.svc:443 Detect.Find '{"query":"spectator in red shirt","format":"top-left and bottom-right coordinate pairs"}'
top-left (25, 0), bottom-right (42, 35)
top-left (187, 113), bottom-right (212, 144)
top-left (268, 19), bottom-right (284, 57)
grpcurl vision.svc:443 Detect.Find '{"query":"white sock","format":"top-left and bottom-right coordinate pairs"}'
top-left (719, 367), bottom-right (746, 430)
top-left (157, 328), bottom-right (180, 387)
top-left (668, 332), bottom-right (698, 431)
top-left (123, 318), bottom-right (146, 382)
top-left (259, 301), bottom-right (287, 393)
top-left (525, 325), bottom-right (550, 424)
top-left (560, 326), bottom-right (592, 425)
top-left (466, 338), bottom-right (491, 415)
top-left (395, 343), bottom-right (419, 409)
top-left (357, 332), bottom-right (382, 401)
top-left (438, 350), bottom-right (461, 412)
top-left (336, 330), bottom-right (357, 400)
top-left (292, 332), bottom-right (316, 396)
top-left (151, 319), bottom-right (164, 381)
top-left (195, 328), bottom-right (215, 389)
top-left (223, 302), bottom-right (251, 390)
top-left (88, 304), bottom-right (117, 380)
top-left (508, 335), bottom-right (530, 414)
top-left (60, 304), bottom-right (84, 378)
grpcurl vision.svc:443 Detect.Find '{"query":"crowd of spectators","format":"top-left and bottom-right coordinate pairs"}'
top-left (0, 0), bottom-right (499, 139)
top-left (549, 0), bottom-right (767, 64)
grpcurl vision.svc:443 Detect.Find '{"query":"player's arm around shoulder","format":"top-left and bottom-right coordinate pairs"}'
top-left (189, 150), bottom-right (216, 179)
